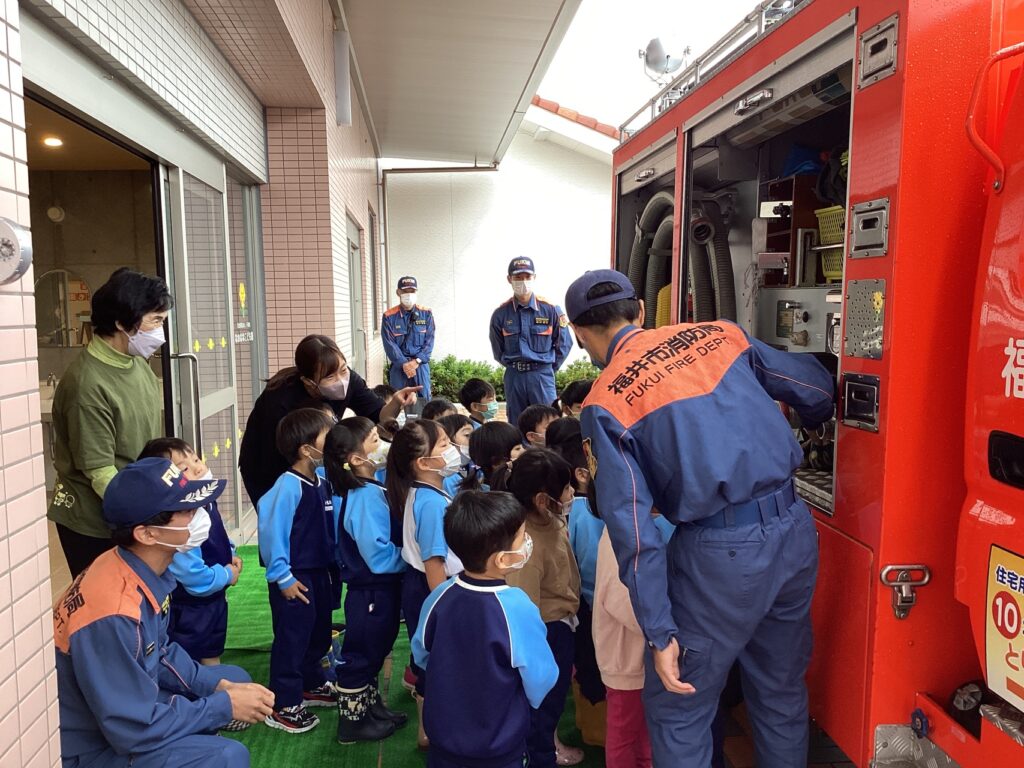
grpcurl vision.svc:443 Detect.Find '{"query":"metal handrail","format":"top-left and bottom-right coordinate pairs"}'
top-left (618, 0), bottom-right (810, 141)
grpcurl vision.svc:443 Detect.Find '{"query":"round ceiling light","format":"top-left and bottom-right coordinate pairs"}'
top-left (43, 137), bottom-right (63, 148)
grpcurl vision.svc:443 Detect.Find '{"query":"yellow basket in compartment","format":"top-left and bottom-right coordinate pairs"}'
top-left (814, 205), bottom-right (846, 246)
top-left (821, 246), bottom-right (844, 283)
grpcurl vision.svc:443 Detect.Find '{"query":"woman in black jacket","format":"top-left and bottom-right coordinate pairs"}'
top-left (239, 334), bottom-right (418, 504)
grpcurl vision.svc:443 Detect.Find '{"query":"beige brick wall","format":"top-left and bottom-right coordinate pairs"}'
top-left (260, 0), bottom-right (383, 384)
top-left (0, 5), bottom-right (60, 767)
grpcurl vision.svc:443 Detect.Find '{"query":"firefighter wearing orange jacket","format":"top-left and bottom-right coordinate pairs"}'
top-left (566, 269), bottom-right (834, 768)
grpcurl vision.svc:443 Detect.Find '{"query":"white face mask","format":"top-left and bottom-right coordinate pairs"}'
top-left (456, 444), bottom-right (472, 466)
top-left (151, 507), bottom-right (211, 553)
top-left (126, 326), bottom-right (166, 359)
top-left (547, 494), bottom-right (573, 517)
top-left (512, 279), bottom-right (534, 298)
top-left (396, 410), bottom-right (407, 427)
top-left (319, 371), bottom-right (350, 401)
top-left (426, 445), bottom-right (462, 478)
top-left (197, 469), bottom-right (214, 482)
top-left (367, 441), bottom-right (391, 467)
top-left (500, 533), bottom-right (533, 571)
top-left (400, 292), bottom-right (417, 309)
top-left (354, 454), bottom-right (387, 473)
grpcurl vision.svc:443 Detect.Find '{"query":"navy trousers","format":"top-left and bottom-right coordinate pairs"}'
top-left (169, 595), bottom-right (228, 660)
top-left (337, 581), bottom-right (402, 689)
top-left (643, 498), bottom-right (819, 768)
top-left (527, 620), bottom-right (575, 768)
top-left (70, 735), bottom-right (250, 768)
top-left (503, 367), bottom-right (556, 426)
top-left (267, 568), bottom-right (333, 708)
top-left (390, 361), bottom-right (432, 400)
top-left (402, 568), bottom-right (431, 697)
top-left (427, 754), bottom-right (525, 768)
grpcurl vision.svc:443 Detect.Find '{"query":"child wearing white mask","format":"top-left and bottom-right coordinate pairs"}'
top-left (385, 419), bottom-right (462, 747)
top-left (138, 437), bottom-right (241, 670)
top-left (493, 449), bottom-right (582, 768)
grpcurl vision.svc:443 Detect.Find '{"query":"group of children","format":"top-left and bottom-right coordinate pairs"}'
top-left (153, 374), bottom-right (671, 768)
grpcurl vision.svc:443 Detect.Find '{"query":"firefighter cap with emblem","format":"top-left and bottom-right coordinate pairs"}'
top-left (564, 269), bottom-right (637, 324)
top-left (508, 257), bottom-right (536, 276)
top-left (102, 457), bottom-right (224, 528)
top-left (397, 275), bottom-right (418, 291)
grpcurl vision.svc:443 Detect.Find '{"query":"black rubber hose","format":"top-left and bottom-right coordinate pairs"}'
top-left (644, 215), bottom-right (674, 328)
top-left (688, 214), bottom-right (717, 322)
top-left (626, 190), bottom-right (675, 295)
top-left (701, 200), bottom-right (737, 321)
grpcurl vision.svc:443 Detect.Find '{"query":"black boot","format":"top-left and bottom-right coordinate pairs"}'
top-left (336, 686), bottom-right (396, 744)
top-left (367, 680), bottom-right (408, 726)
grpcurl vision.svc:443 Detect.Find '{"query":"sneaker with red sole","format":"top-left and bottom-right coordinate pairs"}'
top-left (303, 682), bottom-right (340, 707)
top-left (264, 705), bottom-right (319, 733)
top-left (402, 665), bottom-right (417, 693)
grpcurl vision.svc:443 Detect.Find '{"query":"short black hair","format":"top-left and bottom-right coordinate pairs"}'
top-left (556, 380), bottom-right (594, 412)
top-left (571, 281), bottom-right (640, 328)
top-left (110, 510), bottom-right (174, 548)
top-left (373, 384), bottom-right (397, 400)
top-left (444, 490), bottom-right (526, 573)
top-left (518, 404), bottom-right (560, 437)
top-left (468, 422), bottom-right (523, 479)
top-left (421, 398), bottom-right (457, 421)
top-left (276, 407), bottom-right (334, 464)
top-left (437, 413), bottom-right (472, 441)
top-left (459, 378), bottom-right (495, 410)
top-left (138, 437), bottom-right (194, 461)
top-left (91, 268), bottom-right (174, 336)
top-left (492, 448), bottom-right (572, 522)
top-left (544, 418), bottom-right (587, 491)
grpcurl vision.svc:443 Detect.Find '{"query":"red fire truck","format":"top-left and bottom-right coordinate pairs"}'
top-left (611, 0), bottom-right (1024, 764)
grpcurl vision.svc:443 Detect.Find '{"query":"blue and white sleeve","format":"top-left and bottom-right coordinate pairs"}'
top-left (414, 493), bottom-right (449, 561)
top-left (499, 587), bottom-right (558, 708)
top-left (257, 475), bottom-right (301, 590)
top-left (411, 578), bottom-right (457, 670)
top-left (167, 549), bottom-right (231, 598)
top-left (345, 487), bottom-right (404, 574)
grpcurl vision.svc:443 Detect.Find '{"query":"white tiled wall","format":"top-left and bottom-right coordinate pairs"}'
top-left (0, 5), bottom-right (59, 767)
top-left (25, 0), bottom-right (267, 180)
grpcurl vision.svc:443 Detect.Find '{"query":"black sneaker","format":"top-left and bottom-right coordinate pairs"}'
top-left (303, 682), bottom-right (339, 707)
top-left (265, 705), bottom-right (319, 733)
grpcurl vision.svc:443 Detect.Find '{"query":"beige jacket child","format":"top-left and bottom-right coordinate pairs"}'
top-left (592, 529), bottom-right (646, 690)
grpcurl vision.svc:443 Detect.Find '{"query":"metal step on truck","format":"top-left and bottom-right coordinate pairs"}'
top-left (610, 0), bottom-right (1024, 765)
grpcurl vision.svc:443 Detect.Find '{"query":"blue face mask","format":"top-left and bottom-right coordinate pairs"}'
top-left (477, 401), bottom-right (499, 421)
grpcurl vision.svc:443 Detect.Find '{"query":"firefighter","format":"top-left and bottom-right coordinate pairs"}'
top-left (381, 276), bottom-right (435, 410)
top-left (566, 269), bottom-right (834, 768)
top-left (489, 257), bottom-right (573, 425)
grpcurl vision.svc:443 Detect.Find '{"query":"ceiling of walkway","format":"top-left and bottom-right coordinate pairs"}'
top-left (341, 0), bottom-right (581, 164)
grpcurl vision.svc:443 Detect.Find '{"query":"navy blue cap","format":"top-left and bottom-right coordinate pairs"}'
top-left (103, 457), bottom-right (225, 529)
top-left (564, 269), bottom-right (637, 323)
top-left (397, 276), bottom-right (417, 291)
top-left (508, 257), bottom-right (536, 276)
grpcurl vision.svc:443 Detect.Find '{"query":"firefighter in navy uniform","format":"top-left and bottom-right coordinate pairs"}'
top-left (566, 270), bottom-right (834, 768)
top-left (382, 276), bottom-right (435, 412)
top-left (53, 458), bottom-right (275, 768)
top-left (489, 257), bottom-right (573, 425)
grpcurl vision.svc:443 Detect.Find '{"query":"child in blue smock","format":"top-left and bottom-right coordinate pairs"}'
top-left (258, 407), bottom-right (339, 735)
top-left (138, 438), bottom-right (242, 669)
top-left (413, 490), bottom-right (559, 768)
top-left (323, 417), bottom-right (406, 744)
top-left (386, 419), bottom-right (462, 748)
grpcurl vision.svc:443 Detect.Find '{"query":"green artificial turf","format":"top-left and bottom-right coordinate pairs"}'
top-left (220, 546), bottom-right (606, 767)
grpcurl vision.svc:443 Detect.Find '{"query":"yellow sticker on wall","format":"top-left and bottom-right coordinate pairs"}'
top-left (986, 545), bottom-right (1024, 711)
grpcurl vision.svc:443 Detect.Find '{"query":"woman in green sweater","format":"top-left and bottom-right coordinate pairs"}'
top-left (48, 268), bottom-right (173, 577)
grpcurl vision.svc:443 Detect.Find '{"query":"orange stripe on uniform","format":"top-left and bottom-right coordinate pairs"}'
top-left (53, 549), bottom-right (160, 654)
top-left (586, 323), bottom-right (750, 430)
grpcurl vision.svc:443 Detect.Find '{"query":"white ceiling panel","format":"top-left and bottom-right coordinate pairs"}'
top-left (343, 0), bottom-right (580, 164)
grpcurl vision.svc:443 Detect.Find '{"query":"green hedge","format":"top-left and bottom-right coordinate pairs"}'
top-left (385, 356), bottom-right (600, 403)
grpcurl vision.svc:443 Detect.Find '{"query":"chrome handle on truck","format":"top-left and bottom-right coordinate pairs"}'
top-left (734, 88), bottom-right (773, 115)
top-left (880, 565), bottom-right (931, 620)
